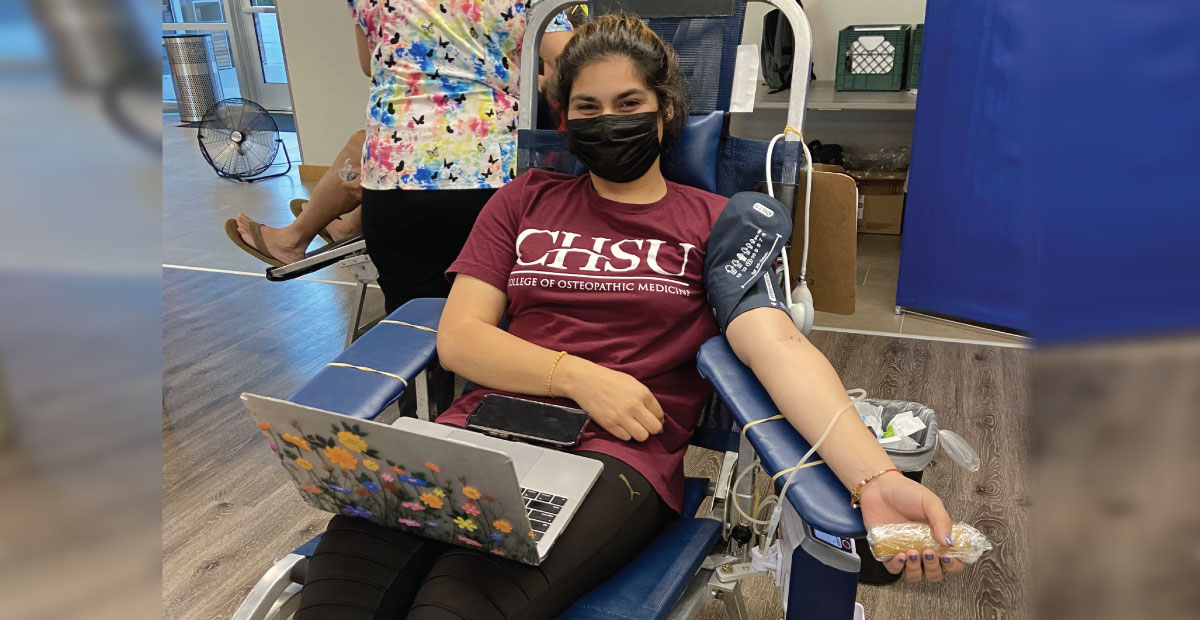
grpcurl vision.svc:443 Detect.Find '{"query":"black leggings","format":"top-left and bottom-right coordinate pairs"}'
top-left (360, 188), bottom-right (495, 314)
top-left (295, 451), bottom-right (675, 620)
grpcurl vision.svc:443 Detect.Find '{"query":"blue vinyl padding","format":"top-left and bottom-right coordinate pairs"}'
top-left (288, 298), bottom-right (445, 419)
top-left (697, 336), bottom-right (866, 537)
top-left (558, 477), bottom-right (719, 620)
top-left (663, 110), bottom-right (723, 193)
top-left (293, 535), bottom-right (321, 557)
top-left (679, 475), bottom-right (709, 518)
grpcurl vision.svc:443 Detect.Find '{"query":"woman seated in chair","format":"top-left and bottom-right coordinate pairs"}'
top-left (297, 14), bottom-right (964, 620)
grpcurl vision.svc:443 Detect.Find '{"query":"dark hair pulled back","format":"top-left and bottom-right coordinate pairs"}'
top-left (551, 13), bottom-right (689, 146)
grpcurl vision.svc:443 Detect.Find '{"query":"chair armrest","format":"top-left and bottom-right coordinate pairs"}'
top-left (696, 336), bottom-right (866, 538)
top-left (266, 236), bottom-right (367, 281)
top-left (288, 298), bottom-right (445, 419)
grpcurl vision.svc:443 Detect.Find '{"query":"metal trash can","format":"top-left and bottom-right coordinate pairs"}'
top-left (163, 33), bottom-right (223, 122)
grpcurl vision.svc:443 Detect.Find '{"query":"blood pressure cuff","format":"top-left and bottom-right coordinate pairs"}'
top-left (703, 192), bottom-right (794, 332)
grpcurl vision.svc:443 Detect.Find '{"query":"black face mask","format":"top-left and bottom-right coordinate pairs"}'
top-left (565, 112), bottom-right (662, 183)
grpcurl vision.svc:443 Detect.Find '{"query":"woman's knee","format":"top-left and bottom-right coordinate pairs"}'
top-left (341, 130), bottom-right (367, 162)
top-left (406, 549), bottom-right (545, 620)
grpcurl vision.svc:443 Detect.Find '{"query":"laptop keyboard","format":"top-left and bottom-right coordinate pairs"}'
top-left (520, 487), bottom-right (567, 542)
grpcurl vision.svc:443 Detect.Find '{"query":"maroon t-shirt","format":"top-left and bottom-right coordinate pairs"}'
top-left (440, 169), bottom-right (726, 513)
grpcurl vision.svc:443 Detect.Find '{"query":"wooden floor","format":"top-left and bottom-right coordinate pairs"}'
top-left (162, 268), bottom-right (385, 619)
top-left (162, 267), bottom-right (1031, 620)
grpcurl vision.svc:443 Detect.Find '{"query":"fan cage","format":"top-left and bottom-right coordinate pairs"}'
top-left (197, 97), bottom-right (282, 180)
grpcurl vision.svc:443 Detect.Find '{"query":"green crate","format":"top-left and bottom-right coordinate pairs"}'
top-left (834, 24), bottom-right (910, 91)
top-left (906, 24), bottom-right (924, 89)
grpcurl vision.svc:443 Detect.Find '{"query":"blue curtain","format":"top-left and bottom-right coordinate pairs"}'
top-left (897, 0), bottom-right (1037, 333)
top-left (897, 0), bottom-right (1200, 342)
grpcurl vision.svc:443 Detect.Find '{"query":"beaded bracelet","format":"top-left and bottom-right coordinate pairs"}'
top-left (850, 468), bottom-right (901, 508)
top-left (547, 351), bottom-right (568, 399)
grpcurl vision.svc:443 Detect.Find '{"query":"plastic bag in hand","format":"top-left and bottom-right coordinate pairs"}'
top-left (866, 522), bottom-right (992, 563)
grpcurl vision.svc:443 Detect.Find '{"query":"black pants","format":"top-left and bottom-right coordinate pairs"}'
top-left (360, 188), bottom-right (495, 314)
top-left (295, 451), bottom-right (675, 620)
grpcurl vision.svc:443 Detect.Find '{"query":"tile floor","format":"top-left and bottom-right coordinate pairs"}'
top-left (163, 113), bottom-right (358, 284)
top-left (163, 112), bottom-right (1026, 347)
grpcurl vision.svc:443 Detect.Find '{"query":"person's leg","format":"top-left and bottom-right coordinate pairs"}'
top-left (326, 205), bottom-right (363, 239)
top-left (235, 130), bottom-right (365, 264)
top-left (405, 452), bottom-right (676, 620)
top-left (295, 515), bottom-right (449, 620)
top-left (360, 188), bottom-right (493, 314)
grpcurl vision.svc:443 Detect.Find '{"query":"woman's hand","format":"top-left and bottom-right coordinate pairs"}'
top-left (341, 176), bottom-right (363, 203)
top-left (858, 471), bottom-right (966, 582)
top-left (555, 356), bottom-right (664, 442)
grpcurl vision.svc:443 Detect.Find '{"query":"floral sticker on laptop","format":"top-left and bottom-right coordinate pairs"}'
top-left (256, 419), bottom-right (537, 563)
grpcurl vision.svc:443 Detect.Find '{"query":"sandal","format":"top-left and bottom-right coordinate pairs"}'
top-left (224, 218), bottom-right (285, 267)
top-left (289, 198), bottom-right (335, 244)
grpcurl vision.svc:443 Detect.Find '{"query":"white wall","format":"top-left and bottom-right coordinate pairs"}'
top-left (735, 0), bottom-right (926, 155)
top-left (742, 0), bottom-right (927, 81)
top-left (276, 2), bottom-right (368, 165)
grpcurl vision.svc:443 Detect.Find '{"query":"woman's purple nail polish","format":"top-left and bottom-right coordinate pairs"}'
top-left (897, 554), bottom-right (907, 563)
top-left (941, 556), bottom-right (952, 564)
top-left (909, 552), bottom-right (919, 561)
top-left (944, 535), bottom-right (954, 546)
top-left (924, 552), bottom-right (935, 561)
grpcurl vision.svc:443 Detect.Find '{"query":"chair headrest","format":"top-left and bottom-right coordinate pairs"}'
top-left (663, 111), bottom-right (724, 194)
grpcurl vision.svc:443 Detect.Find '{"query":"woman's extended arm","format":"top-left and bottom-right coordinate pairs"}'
top-left (437, 275), bottom-right (666, 442)
top-left (725, 307), bottom-right (965, 582)
top-left (725, 307), bottom-right (895, 489)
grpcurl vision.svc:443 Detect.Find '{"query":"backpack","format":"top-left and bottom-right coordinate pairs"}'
top-left (761, 9), bottom-right (795, 92)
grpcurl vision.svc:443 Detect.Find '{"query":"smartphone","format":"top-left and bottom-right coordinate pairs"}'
top-left (466, 394), bottom-right (589, 449)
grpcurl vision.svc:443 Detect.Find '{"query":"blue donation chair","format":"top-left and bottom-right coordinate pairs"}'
top-left (234, 2), bottom-right (867, 619)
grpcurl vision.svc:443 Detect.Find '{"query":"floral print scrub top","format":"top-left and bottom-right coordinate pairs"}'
top-left (349, 0), bottom-right (572, 191)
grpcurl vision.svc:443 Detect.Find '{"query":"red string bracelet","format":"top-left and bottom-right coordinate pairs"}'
top-left (850, 468), bottom-right (901, 508)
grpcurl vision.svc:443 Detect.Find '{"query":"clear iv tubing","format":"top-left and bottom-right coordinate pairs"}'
top-left (732, 462), bottom-right (774, 527)
top-left (764, 389), bottom-right (866, 552)
top-left (730, 389), bottom-right (868, 539)
top-left (765, 128), bottom-right (814, 285)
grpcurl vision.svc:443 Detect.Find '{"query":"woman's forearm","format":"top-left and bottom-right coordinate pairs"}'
top-left (438, 316), bottom-right (606, 405)
top-left (726, 309), bottom-right (895, 489)
top-left (438, 316), bottom-right (565, 398)
top-left (438, 276), bottom-right (606, 404)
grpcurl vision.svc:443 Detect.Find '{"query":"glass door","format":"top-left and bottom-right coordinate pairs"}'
top-left (162, 0), bottom-right (241, 106)
top-left (232, 0), bottom-right (292, 111)
top-left (162, 0), bottom-right (292, 111)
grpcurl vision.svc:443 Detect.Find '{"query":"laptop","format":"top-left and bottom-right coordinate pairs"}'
top-left (242, 393), bottom-right (603, 565)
